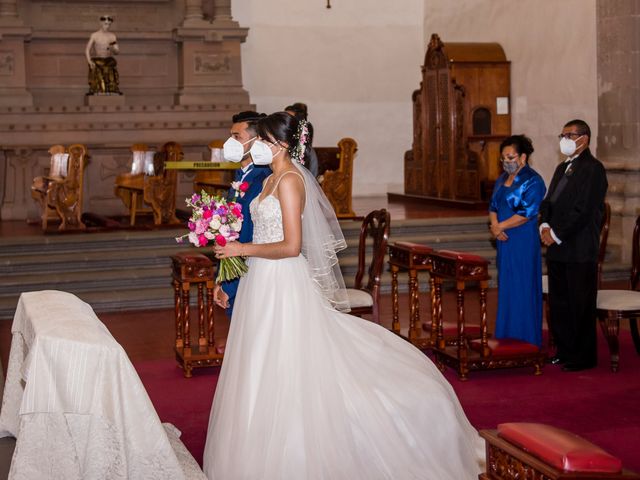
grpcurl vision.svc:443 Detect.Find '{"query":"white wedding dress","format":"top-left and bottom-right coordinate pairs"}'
top-left (203, 192), bottom-right (485, 479)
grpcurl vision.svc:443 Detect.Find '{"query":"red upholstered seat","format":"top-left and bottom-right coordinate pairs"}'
top-left (470, 338), bottom-right (539, 356)
top-left (423, 320), bottom-right (481, 336)
top-left (393, 241), bottom-right (434, 254)
top-left (498, 423), bottom-right (623, 473)
top-left (436, 249), bottom-right (488, 265)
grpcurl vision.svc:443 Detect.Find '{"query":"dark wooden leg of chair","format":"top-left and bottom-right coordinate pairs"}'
top-left (630, 317), bottom-right (640, 355)
top-left (197, 283), bottom-right (207, 349)
top-left (599, 311), bottom-right (620, 372)
top-left (391, 265), bottom-right (400, 334)
top-left (408, 268), bottom-right (419, 341)
top-left (173, 280), bottom-right (183, 350)
top-left (207, 280), bottom-right (215, 348)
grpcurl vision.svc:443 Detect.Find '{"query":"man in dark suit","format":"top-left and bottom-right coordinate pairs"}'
top-left (214, 111), bottom-right (270, 317)
top-left (539, 119), bottom-right (608, 372)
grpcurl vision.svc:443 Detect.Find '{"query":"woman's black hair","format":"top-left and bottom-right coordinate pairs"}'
top-left (257, 112), bottom-right (312, 161)
top-left (284, 102), bottom-right (308, 121)
top-left (500, 134), bottom-right (534, 162)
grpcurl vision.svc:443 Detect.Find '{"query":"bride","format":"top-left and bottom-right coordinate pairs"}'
top-left (203, 112), bottom-right (484, 479)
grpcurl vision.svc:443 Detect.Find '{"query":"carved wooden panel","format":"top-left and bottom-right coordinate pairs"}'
top-left (405, 33), bottom-right (511, 204)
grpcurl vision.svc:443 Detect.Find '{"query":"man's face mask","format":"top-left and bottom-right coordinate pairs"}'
top-left (250, 140), bottom-right (282, 165)
top-left (223, 136), bottom-right (255, 163)
top-left (559, 136), bottom-right (582, 157)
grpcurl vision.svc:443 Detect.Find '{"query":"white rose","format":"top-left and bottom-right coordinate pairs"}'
top-left (209, 217), bottom-right (222, 231)
top-left (230, 221), bottom-right (240, 232)
top-left (188, 232), bottom-right (199, 246)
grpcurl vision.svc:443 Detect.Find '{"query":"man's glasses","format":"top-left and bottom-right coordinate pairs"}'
top-left (558, 133), bottom-right (582, 140)
top-left (100, 16), bottom-right (114, 22)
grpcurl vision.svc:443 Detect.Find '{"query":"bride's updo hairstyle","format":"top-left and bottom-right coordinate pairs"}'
top-left (257, 112), bottom-right (312, 164)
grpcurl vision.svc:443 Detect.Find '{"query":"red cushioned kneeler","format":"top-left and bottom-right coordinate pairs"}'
top-left (498, 423), bottom-right (622, 473)
top-left (470, 338), bottom-right (540, 356)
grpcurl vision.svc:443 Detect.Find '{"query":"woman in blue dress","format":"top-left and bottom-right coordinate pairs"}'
top-left (489, 135), bottom-right (546, 346)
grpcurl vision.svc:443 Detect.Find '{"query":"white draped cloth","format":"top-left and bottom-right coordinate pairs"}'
top-left (0, 290), bottom-right (205, 480)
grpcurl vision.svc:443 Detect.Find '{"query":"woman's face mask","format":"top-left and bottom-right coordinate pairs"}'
top-left (501, 153), bottom-right (522, 176)
top-left (223, 136), bottom-right (255, 163)
top-left (250, 139), bottom-right (283, 165)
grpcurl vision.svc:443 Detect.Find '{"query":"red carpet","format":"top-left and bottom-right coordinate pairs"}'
top-left (135, 331), bottom-right (640, 473)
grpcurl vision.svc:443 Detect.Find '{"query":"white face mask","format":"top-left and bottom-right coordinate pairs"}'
top-left (250, 140), bottom-right (282, 165)
top-left (559, 136), bottom-right (581, 157)
top-left (223, 136), bottom-right (255, 163)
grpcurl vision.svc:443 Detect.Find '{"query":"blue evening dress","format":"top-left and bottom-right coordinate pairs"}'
top-left (489, 165), bottom-right (546, 347)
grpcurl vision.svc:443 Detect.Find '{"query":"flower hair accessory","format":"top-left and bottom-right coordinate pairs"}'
top-left (291, 120), bottom-right (309, 165)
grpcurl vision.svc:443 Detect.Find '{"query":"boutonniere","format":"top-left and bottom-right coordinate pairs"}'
top-left (231, 180), bottom-right (249, 198)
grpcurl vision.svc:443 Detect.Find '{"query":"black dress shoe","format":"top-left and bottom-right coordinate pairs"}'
top-left (549, 355), bottom-right (565, 365)
top-left (562, 363), bottom-right (596, 372)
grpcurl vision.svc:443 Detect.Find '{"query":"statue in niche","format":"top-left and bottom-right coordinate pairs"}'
top-left (85, 15), bottom-right (121, 95)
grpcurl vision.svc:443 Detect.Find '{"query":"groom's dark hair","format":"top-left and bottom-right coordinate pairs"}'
top-left (232, 110), bottom-right (266, 136)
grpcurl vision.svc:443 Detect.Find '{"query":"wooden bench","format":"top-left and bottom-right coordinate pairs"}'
top-left (480, 423), bottom-right (639, 479)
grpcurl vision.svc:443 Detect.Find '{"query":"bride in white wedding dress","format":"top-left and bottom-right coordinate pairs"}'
top-left (203, 112), bottom-right (484, 479)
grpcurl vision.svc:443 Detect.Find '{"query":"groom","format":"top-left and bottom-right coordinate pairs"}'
top-left (214, 111), bottom-right (270, 317)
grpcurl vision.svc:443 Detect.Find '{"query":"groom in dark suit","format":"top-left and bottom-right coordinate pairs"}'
top-left (539, 119), bottom-right (608, 372)
top-left (214, 111), bottom-right (270, 317)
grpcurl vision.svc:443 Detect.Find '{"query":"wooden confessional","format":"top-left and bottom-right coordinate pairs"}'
top-left (404, 33), bottom-right (511, 206)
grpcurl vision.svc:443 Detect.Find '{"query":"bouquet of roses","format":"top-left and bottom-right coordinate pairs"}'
top-left (175, 190), bottom-right (248, 282)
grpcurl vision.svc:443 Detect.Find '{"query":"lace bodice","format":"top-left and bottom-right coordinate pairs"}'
top-left (250, 195), bottom-right (283, 244)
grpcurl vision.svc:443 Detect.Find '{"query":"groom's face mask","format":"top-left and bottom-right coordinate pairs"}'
top-left (223, 136), bottom-right (256, 163)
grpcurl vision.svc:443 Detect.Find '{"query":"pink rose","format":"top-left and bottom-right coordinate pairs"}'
top-left (203, 208), bottom-right (213, 220)
top-left (198, 234), bottom-right (208, 247)
top-left (215, 235), bottom-right (227, 246)
top-left (239, 181), bottom-right (249, 192)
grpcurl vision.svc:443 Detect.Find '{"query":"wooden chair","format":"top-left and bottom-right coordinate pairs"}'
top-left (346, 209), bottom-right (390, 324)
top-left (430, 250), bottom-right (546, 380)
top-left (145, 142), bottom-right (182, 225)
top-left (315, 137), bottom-right (357, 218)
top-left (114, 142), bottom-right (183, 225)
top-left (544, 202), bottom-right (611, 348)
top-left (596, 213), bottom-right (640, 372)
top-left (31, 144), bottom-right (88, 231)
top-left (114, 143), bottom-right (153, 225)
top-left (480, 423), bottom-right (639, 479)
top-left (194, 140), bottom-right (236, 196)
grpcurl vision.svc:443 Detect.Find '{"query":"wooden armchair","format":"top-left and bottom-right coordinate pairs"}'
top-left (114, 143), bottom-right (153, 225)
top-left (31, 144), bottom-right (87, 231)
top-left (346, 209), bottom-right (390, 324)
top-left (114, 142), bottom-right (182, 225)
top-left (597, 212), bottom-right (640, 372)
top-left (430, 250), bottom-right (546, 380)
top-left (194, 140), bottom-right (236, 196)
top-left (315, 138), bottom-right (357, 218)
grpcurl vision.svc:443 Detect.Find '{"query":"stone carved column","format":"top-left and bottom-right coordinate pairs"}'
top-left (597, 0), bottom-right (640, 263)
top-left (213, 0), bottom-right (232, 22)
top-left (182, 0), bottom-right (208, 27)
top-left (0, 0), bottom-right (21, 26)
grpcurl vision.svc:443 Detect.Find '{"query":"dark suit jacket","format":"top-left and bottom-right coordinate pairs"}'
top-left (221, 164), bottom-right (271, 315)
top-left (539, 148), bottom-right (608, 263)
